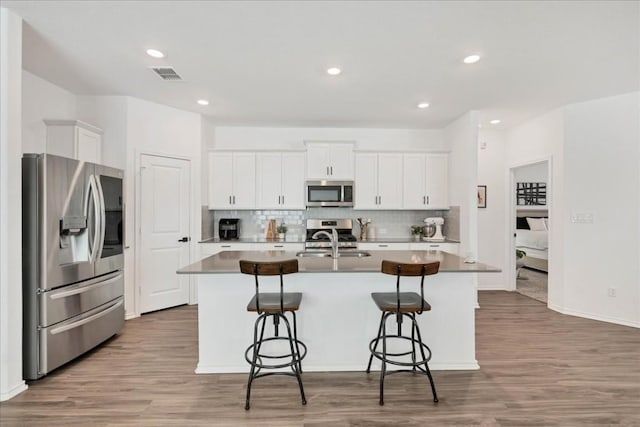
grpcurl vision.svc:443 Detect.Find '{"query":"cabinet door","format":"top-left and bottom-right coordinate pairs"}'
top-left (75, 127), bottom-right (102, 163)
top-left (359, 242), bottom-right (409, 250)
top-left (255, 153), bottom-right (283, 209)
top-left (232, 153), bottom-right (256, 209)
top-left (328, 143), bottom-right (354, 179)
top-left (377, 154), bottom-right (403, 209)
top-left (208, 153), bottom-right (234, 208)
top-left (354, 153), bottom-right (378, 209)
top-left (402, 154), bottom-right (427, 209)
top-left (305, 144), bottom-right (330, 179)
top-left (281, 152), bottom-right (305, 209)
top-left (425, 154), bottom-right (448, 208)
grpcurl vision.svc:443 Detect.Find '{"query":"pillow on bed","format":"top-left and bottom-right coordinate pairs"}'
top-left (516, 217), bottom-right (530, 229)
top-left (526, 217), bottom-right (547, 231)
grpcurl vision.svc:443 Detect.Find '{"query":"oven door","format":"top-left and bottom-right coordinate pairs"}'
top-left (306, 181), bottom-right (353, 207)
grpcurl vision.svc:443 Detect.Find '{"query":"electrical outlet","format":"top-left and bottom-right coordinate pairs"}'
top-left (607, 288), bottom-right (617, 297)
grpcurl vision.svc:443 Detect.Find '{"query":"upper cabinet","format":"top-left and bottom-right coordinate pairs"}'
top-left (208, 152), bottom-right (256, 209)
top-left (44, 120), bottom-right (102, 163)
top-left (255, 152), bottom-right (305, 209)
top-left (402, 153), bottom-right (449, 209)
top-left (355, 153), bottom-right (403, 209)
top-left (305, 142), bottom-right (354, 180)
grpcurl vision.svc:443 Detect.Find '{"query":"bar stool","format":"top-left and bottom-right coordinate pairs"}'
top-left (366, 260), bottom-right (440, 405)
top-left (239, 259), bottom-right (307, 410)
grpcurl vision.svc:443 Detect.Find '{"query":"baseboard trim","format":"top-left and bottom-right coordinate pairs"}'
top-left (0, 381), bottom-right (27, 401)
top-left (556, 306), bottom-right (639, 328)
top-left (195, 361), bottom-right (480, 374)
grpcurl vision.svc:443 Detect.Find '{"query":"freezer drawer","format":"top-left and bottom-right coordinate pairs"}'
top-left (40, 271), bottom-right (123, 327)
top-left (38, 297), bottom-right (124, 377)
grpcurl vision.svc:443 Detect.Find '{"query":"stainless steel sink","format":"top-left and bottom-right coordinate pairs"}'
top-left (337, 251), bottom-right (371, 257)
top-left (295, 251), bottom-right (371, 258)
top-left (296, 251), bottom-right (333, 258)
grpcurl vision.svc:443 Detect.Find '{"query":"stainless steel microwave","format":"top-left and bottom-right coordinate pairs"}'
top-left (305, 181), bottom-right (354, 207)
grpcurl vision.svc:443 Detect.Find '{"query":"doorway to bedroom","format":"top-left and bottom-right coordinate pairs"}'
top-left (511, 161), bottom-right (549, 304)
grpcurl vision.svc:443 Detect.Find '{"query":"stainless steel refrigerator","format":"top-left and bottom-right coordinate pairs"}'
top-left (22, 153), bottom-right (125, 380)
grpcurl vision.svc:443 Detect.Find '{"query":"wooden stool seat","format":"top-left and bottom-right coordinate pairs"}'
top-left (247, 292), bottom-right (302, 313)
top-left (371, 292), bottom-right (431, 313)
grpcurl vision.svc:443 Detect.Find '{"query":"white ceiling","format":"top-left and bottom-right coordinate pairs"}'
top-left (4, 1), bottom-right (640, 129)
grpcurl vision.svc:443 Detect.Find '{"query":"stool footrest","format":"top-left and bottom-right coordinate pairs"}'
top-left (368, 334), bottom-right (432, 367)
top-left (245, 336), bottom-right (307, 370)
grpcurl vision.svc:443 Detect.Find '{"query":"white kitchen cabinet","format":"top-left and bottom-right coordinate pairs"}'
top-left (359, 242), bottom-right (410, 251)
top-left (354, 153), bottom-right (403, 209)
top-left (44, 120), bottom-right (102, 163)
top-left (252, 242), bottom-right (304, 251)
top-left (403, 153), bottom-right (448, 209)
top-left (256, 152), bottom-right (305, 209)
top-left (305, 142), bottom-right (354, 179)
top-left (199, 243), bottom-right (246, 258)
top-left (409, 242), bottom-right (459, 255)
top-left (208, 152), bottom-right (256, 209)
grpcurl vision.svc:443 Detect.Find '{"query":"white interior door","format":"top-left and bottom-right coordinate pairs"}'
top-left (140, 154), bottom-right (191, 314)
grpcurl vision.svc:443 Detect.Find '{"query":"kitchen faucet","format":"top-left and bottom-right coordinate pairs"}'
top-left (312, 228), bottom-right (339, 258)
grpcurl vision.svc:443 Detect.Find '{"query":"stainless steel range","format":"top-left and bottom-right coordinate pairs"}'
top-left (305, 219), bottom-right (358, 250)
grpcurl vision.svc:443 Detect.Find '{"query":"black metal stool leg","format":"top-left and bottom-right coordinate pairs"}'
top-left (412, 315), bottom-right (438, 403)
top-left (291, 311), bottom-right (303, 374)
top-left (246, 313), bottom-right (267, 410)
top-left (281, 313), bottom-right (307, 405)
top-left (367, 312), bottom-right (385, 373)
top-left (379, 312), bottom-right (391, 406)
top-left (411, 313), bottom-right (417, 372)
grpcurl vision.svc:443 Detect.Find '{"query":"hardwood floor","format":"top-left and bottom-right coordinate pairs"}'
top-left (1, 291), bottom-right (639, 426)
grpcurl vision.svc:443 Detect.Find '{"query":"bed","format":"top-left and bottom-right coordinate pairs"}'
top-left (516, 211), bottom-right (548, 272)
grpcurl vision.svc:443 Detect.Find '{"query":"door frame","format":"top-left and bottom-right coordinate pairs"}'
top-left (134, 150), bottom-right (194, 317)
top-left (507, 156), bottom-right (553, 301)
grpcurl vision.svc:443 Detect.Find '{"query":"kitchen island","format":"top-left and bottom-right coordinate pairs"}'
top-left (178, 250), bottom-right (499, 374)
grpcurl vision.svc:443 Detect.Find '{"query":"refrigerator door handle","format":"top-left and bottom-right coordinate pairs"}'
top-left (94, 175), bottom-right (106, 261)
top-left (87, 175), bottom-right (101, 263)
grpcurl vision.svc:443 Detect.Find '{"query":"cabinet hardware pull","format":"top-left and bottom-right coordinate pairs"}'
top-left (229, 195), bottom-right (232, 204)
top-left (274, 245), bottom-right (284, 248)
top-left (423, 196), bottom-right (426, 204)
top-left (379, 244), bottom-right (388, 247)
top-left (426, 195), bottom-right (429, 204)
top-left (233, 195), bottom-right (236, 204)
top-left (326, 166), bottom-right (329, 176)
top-left (330, 166), bottom-right (333, 175)
top-left (221, 245), bottom-right (231, 248)
top-left (281, 195), bottom-right (284, 204)
top-left (278, 195), bottom-right (281, 204)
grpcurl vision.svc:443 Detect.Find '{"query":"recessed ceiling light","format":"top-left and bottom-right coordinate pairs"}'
top-left (197, 99), bottom-right (209, 106)
top-left (489, 119), bottom-right (501, 124)
top-left (327, 67), bottom-right (342, 76)
top-left (146, 49), bottom-right (165, 58)
top-left (417, 102), bottom-right (430, 109)
top-left (463, 54), bottom-right (481, 64)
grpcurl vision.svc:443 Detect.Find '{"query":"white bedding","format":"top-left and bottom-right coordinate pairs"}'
top-left (516, 230), bottom-right (548, 250)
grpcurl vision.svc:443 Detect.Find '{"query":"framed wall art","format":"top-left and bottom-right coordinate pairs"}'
top-left (516, 182), bottom-right (546, 206)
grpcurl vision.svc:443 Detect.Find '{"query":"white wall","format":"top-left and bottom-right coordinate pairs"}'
top-left (77, 96), bottom-right (128, 169)
top-left (22, 70), bottom-right (76, 153)
top-left (213, 126), bottom-right (445, 151)
top-left (0, 7), bottom-right (27, 401)
top-left (477, 130), bottom-right (507, 289)
top-left (562, 92), bottom-right (639, 327)
top-left (445, 111), bottom-right (479, 261)
top-left (514, 162), bottom-right (548, 184)
top-left (506, 108), bottom-right (565, 307)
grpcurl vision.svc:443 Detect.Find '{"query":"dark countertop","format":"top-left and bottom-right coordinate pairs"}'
top-left (199, 237), bottom-right (459, 244)
top-left (178, 250), bottom-right (499, 274)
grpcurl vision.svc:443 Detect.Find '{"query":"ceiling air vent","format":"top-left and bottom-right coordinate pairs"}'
top-left (150, 66), bottom-right (182, 81)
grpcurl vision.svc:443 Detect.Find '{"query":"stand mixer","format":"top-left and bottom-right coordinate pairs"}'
top-left (423, 217), bottom-right (445, 241)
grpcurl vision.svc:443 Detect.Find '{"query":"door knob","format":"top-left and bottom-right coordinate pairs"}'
top-left (178, 237), bottom-right (190, 242)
